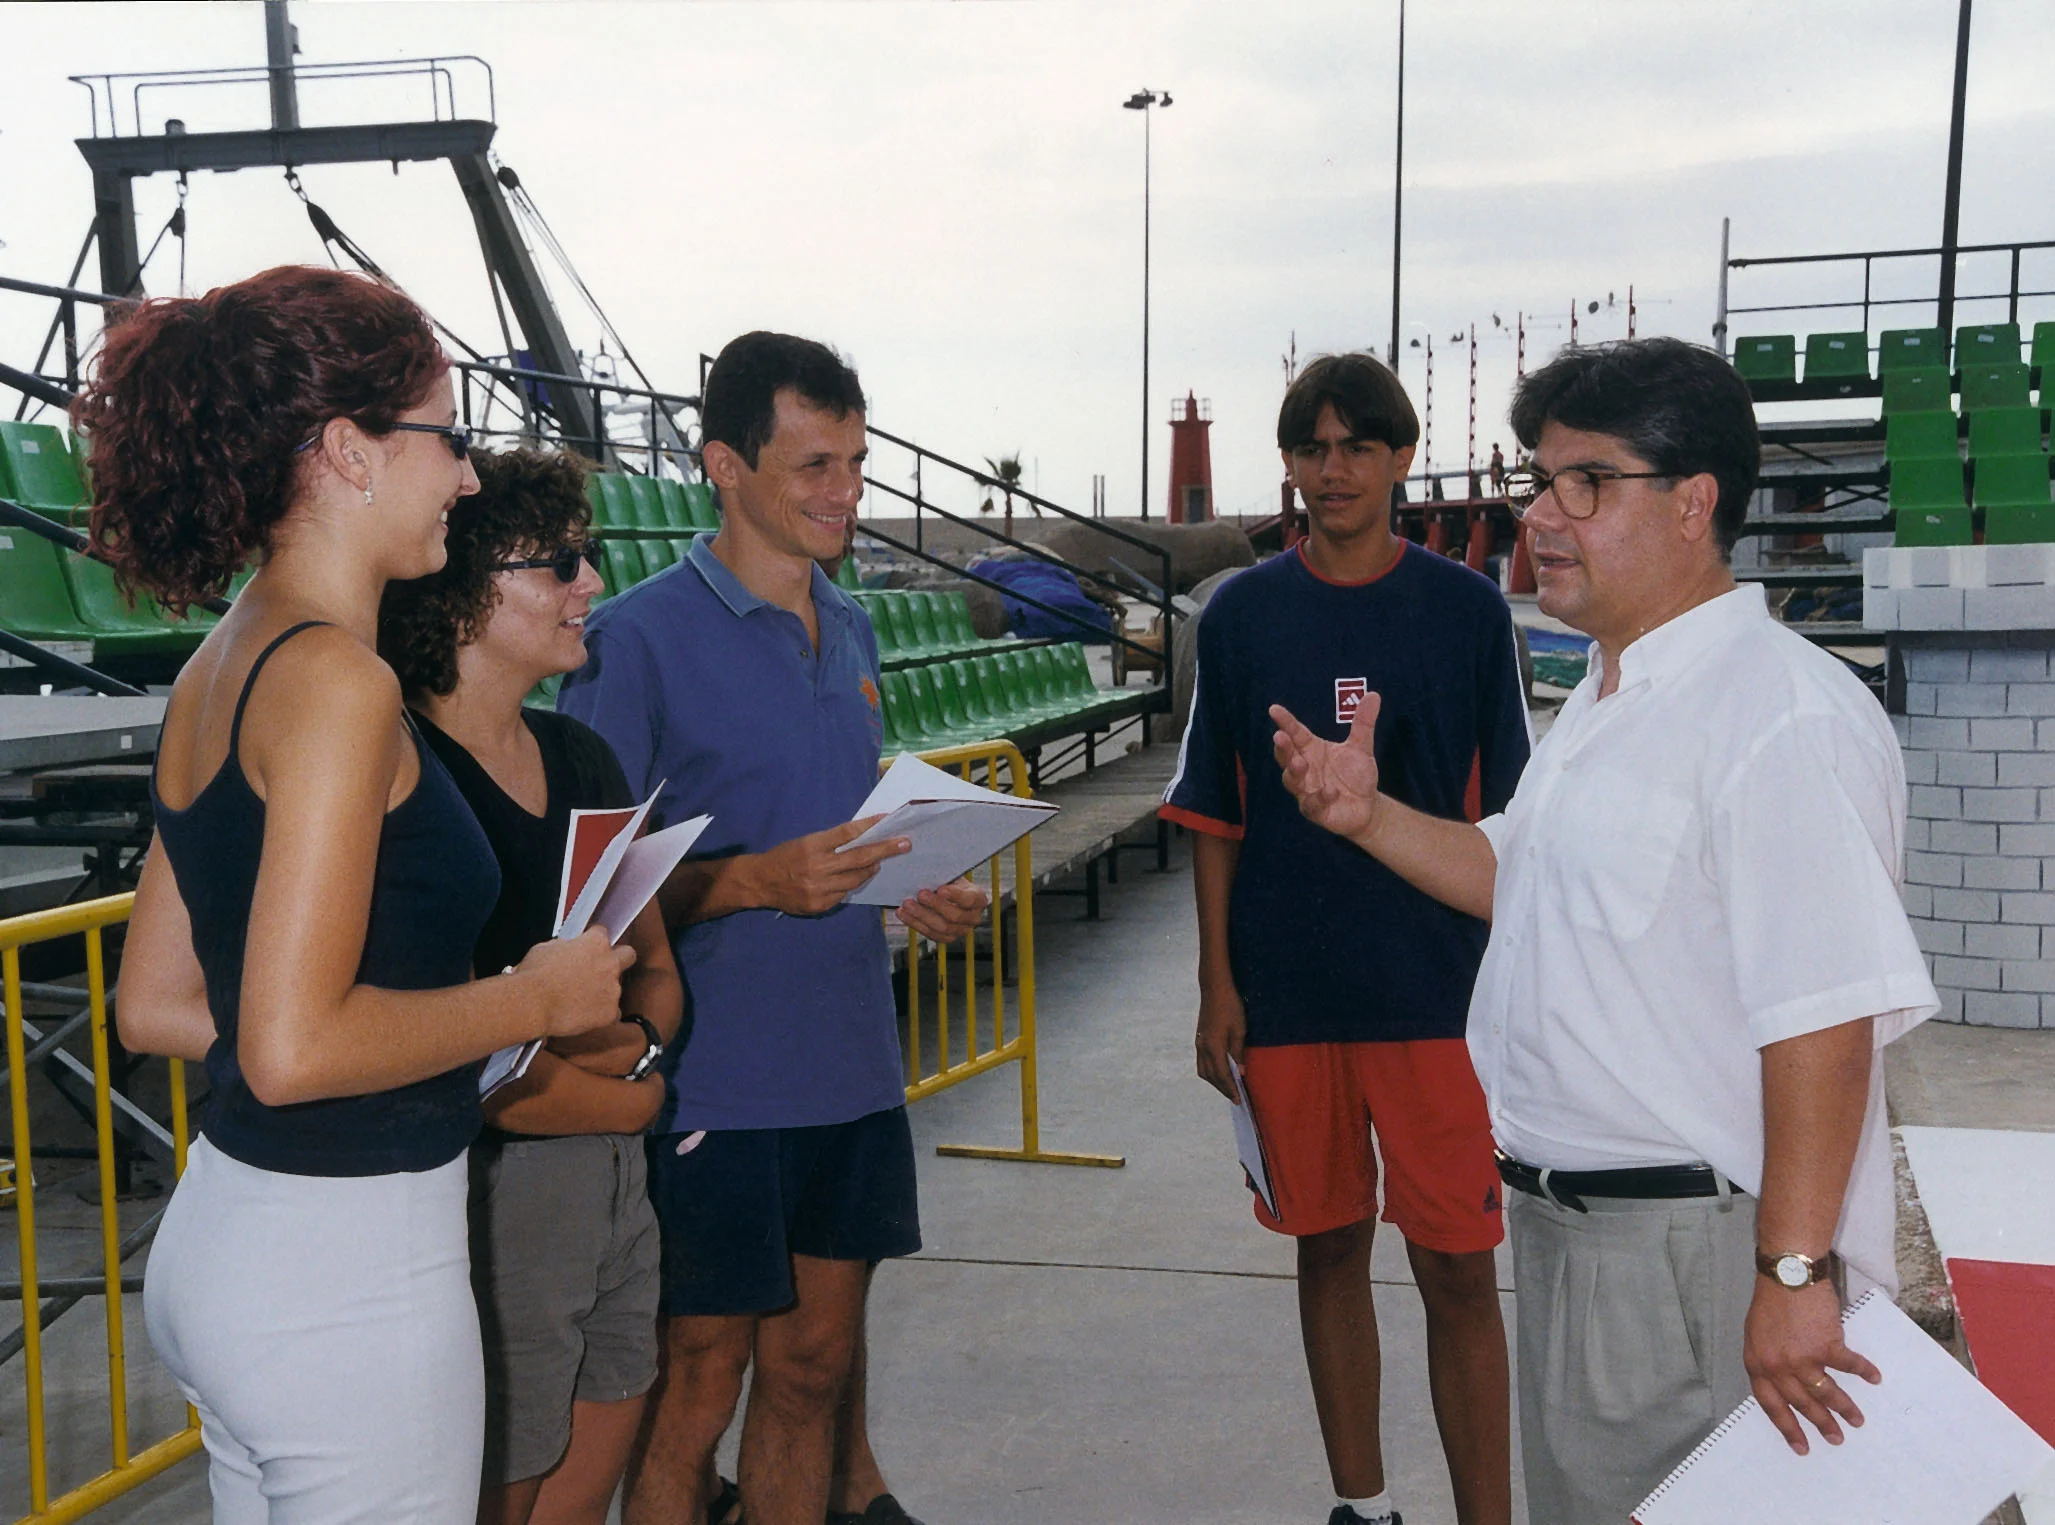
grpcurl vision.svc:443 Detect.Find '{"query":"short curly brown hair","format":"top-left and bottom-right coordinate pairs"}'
top-left (377, 446), bottom-right (592, 699)
top-left (71, 266), bottom-right (447, 614)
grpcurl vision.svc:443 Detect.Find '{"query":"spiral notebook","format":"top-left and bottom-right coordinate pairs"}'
top-left (1634, 1290), bottom-right (2053, 1524)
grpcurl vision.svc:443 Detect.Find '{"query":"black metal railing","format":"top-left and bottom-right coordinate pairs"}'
top-left (1, 274), bottom-right (124, 421)
top-left (1726, 237), bottom-right (2055, 351)
top-left (450, 358), bottom-right (699, 477)
top-left (861, 427), bottom-right (1176, 678)
top-left (69, 55), bottom-right (496, 140)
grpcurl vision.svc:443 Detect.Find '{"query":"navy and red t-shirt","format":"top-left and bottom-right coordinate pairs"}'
top-left (1160, 542), bottom-right (1530, 1047)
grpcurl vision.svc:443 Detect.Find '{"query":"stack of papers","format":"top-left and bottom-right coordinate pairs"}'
top-left (839, 753), bottom-right (1058, 907)
top-left (481, 785), bottom-right (711, 1098)
top-left (1227, 1056), bottom-right (1277, 1217)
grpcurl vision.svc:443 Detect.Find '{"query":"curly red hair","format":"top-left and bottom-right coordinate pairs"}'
top-left (71, 265), bottom-right (448, 613)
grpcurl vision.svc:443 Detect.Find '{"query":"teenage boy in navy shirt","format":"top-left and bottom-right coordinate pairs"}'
top-left (1163, 354), bottom-right (1528, 1525)
top-left (561, 332), bottom-right (986, 1525)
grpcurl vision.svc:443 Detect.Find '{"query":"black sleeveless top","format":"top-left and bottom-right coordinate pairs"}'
top-left (150, 622), bottom-right (502, 1176)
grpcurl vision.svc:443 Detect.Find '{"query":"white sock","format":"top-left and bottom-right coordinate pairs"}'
top-left (1337, 1491), bottom-right (1394, 1523)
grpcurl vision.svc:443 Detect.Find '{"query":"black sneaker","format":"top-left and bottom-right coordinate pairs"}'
top-left (826, 1495), bottom-right (925, 1525)
top-left (1326, 1509), bottom-right (1400, 1525)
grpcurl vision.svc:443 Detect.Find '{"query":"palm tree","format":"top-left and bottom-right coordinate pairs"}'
top-left (984, 452), bottom-right (1033, 535)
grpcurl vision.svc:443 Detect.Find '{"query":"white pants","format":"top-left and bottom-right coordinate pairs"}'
top-left (145, 1136), bottom-right (483, 1523)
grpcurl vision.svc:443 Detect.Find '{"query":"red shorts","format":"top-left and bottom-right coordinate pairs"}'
top-left (1240, 1039), bottom-right (1504, 1253)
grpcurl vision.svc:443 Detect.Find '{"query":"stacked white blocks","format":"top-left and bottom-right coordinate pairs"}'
top-left (1894, 641), bottom-right (2055, 1027)
top-left (1864, 543), bottom-right (2055, 632)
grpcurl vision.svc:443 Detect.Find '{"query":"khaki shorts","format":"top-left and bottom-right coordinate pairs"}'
top-left (470, 1133), bottom-right (661, 1485)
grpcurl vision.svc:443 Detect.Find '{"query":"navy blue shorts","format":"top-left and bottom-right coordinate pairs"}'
top-left (645, 1105), bottom-right (921, 1317)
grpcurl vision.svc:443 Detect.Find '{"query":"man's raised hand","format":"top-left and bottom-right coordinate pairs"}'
top-left (1270, 695), bottom-right (1384, 845)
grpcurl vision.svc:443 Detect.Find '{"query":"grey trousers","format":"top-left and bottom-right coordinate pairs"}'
top-left (1509, 1186), bottom-right (1757, 1525)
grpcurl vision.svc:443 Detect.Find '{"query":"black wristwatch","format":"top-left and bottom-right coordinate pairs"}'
top-left (620, 1015), bottom-right (664, 1082)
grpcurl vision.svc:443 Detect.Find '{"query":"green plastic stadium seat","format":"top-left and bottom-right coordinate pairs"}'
top-left (879, 670), bottom-right (923, 750)
top-left (0, 529), bottom-right (95, 643)
top-left (0, 422), bottom-right (91, 513)
top-left (1889, 457), bottom-right (1968, 512)
top-left (907, 593), bottom-right (945, 654)
top-left (1984, 504), bottom-right (2055, 544)
top-left (681, 483), bottom-right (720, 532)
top-left (1885, 411), bottom-right (1960, 462)
top-left (667, 536), bottom-right (695, 568)
top-left (2032, 323), bottom-right (2055, 377)
top-left (970, 654), bottom-right (1013, 720)
top-left (1879, 328), bottom-right (1948, 372)
top-left (1733, 336), bottom-right (1796, 386)
top-left (600, 540), bottom-right (640, 596)
top-left (59, 550), bottom-right (198, 653)
top-left (1803, 332), bottom-right (1870, 382)
top-left (1055, 643), bottom-right (1098, 698)
top-left (654, 479), bottom-right (692, 530)
top-left (902, 666), bottom-right (956, 743)
top-left (834, 556), bottom-right (862, 591)
top-left (950, 658), bottom-right (998, 729)
top-left (879, 594), bottom-right (923, 657)
top-left (640, 539), bottom-right (677, 575)
top-left (1968, 407), bottom-right (2043, 459)
top-left (1881, 367), bottom-right (1953, 414)
top-left (622, 476), bottom-right (666, 530)
top-left (996, 651), bottom-right (1043, 715)
top-left (1961, 362), bottom-right (2032, 412)
top-left (1957, 323), bottom-right (2022, 365)
top-left (1971, 453), bottom-right (2052, 509)
top-left (1895, 506), bottom-right (1972, 547)
top-left (928, 663), bottom-right (977, 738)
top-left (589, 475), bottom-right (639, 531)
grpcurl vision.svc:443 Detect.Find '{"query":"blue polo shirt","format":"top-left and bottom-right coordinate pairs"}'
top-left (1161, 542), bottom-right (1530, 1047)
top-left (557, 537), bottom-right (901, 1132)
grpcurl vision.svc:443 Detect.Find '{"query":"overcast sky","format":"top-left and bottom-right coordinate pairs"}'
top-left (6, 1), bottom-right (2055, 521)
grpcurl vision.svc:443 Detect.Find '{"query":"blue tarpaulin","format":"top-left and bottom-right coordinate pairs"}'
top-left (968, 558), bottom-right (1116, 642)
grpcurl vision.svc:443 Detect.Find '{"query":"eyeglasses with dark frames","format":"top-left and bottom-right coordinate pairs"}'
top-left (294, 422), bottom-right (475, 460)
top-left (1502, 465), bottom-right (1676, 521)
top-left (493, 543), bottom-right (605, 584)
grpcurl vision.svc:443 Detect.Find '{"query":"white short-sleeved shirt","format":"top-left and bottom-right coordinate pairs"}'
top-left (1471, 583), bottom-right (1938, 1290)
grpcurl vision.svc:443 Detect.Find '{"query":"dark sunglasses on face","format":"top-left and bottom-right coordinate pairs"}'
top-left (494, 543), bottom-right (605, 583)
top-left (294, 422), bottom-right (475, 460)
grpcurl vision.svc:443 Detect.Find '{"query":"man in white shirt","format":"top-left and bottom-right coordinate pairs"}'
top-left (1268, 337), bottom-right (1938, 1522)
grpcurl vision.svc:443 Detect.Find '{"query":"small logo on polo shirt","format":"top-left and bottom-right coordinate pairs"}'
top-left (859, 674), bottom-right (880, 711)
top-left (1483, 1185), bottom-right (1502, 1214)
top-left (1335, 677), bottom-right (1368, 726)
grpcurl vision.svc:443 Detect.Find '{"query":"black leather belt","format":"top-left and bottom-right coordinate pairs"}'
top-left (1495, 1151), bottom-right (1722, 1214)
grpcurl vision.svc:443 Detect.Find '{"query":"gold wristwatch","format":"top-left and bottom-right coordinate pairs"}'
top-left (1755, 1248), bottom-right (1831, 1289)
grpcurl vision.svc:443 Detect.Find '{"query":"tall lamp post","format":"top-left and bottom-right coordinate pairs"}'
top-left (1124, 87), bottom-right (1172, 520)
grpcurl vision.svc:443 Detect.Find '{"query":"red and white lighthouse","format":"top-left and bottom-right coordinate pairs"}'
top-left (1166, 392), bottom-right (1213, 523)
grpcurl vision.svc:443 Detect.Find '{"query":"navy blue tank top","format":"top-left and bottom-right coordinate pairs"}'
top-left (151, 622), bottom-right (501, 1176)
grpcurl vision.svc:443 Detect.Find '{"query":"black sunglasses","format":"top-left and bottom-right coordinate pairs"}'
top-left (294, 422), bottom-right (475, 459)
top-left (495, 543), bottom-right (604, 584)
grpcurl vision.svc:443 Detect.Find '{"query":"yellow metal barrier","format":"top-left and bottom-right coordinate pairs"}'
top-left (3, 894), bottom-right (201, 1524)
top-left (899, 741), bottom-right (1123, 1169)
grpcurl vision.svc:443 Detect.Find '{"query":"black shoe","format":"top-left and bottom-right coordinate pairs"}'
top-left (708, 1475), bottom-right (741, 1525)
top-left (1326, 1509), bottom-right (1400, 1525)
top-left (826, 1495), bottom-right (926, 1525)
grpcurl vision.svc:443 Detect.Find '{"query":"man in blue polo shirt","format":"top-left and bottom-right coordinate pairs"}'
top-left (1163, 353), bottom-right (1529, 1525)
top-left (560, 331), bottom-right (986, 1525)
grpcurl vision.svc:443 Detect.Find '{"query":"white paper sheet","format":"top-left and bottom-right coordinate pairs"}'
top-left (478, 1038), bottom-right (544, 1098)
top-left (587, 814), bottom-right (711, 944)
top-left (1634, 1290), bottom-right (2054, 1525)
top-left (1228, 1056), bottom-right (1277, 1217)
top-left (839, 754), bottom-right (1056, 907)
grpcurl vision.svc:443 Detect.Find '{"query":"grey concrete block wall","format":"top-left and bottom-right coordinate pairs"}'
top-left (1896, 633), bottom-right (2055, 1027)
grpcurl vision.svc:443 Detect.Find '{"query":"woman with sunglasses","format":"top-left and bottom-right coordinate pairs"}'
top-left (379, 447), bottom-right (684, 1525)
top-left (95, 266), bottom-right (634, 1523)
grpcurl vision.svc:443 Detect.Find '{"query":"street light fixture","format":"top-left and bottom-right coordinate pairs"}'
top-left (1123, 87), bottom-right (1172, 520)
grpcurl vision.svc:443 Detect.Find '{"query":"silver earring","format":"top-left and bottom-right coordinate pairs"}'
top-left (363, 483), bottom-right (374, 505)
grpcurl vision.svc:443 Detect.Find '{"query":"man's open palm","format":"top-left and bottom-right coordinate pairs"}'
top-left (1270, 696), bottom-right (1382, 842)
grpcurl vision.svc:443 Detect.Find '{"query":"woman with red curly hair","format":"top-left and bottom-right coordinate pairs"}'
top-left (93, 266), bottom-right (633, 1522)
